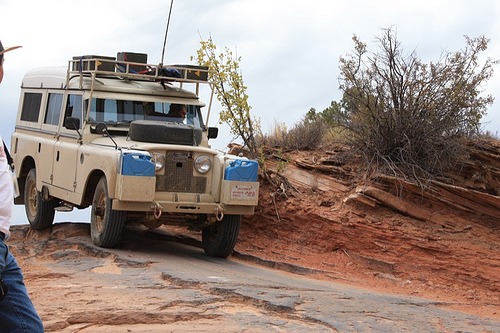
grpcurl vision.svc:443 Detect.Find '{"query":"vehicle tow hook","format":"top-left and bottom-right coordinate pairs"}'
top-left (215, 206), bottom-right (224, 222)
top-left (153, 203), bottom-right (163, 219)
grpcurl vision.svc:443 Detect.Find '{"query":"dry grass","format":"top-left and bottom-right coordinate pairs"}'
top-left (260, 117), bottom-right (329, 151)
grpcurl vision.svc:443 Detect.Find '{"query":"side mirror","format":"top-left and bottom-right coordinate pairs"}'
top-left (64, 117), bottom-right (80, 131)
top-left (91, 122), bottom-right (118, 149)
top-left (94, 122), bottom-right (108, 135)
top-left (208, 127), bottom-right (218, 139)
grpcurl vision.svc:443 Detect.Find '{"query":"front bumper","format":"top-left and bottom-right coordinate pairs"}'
top-left (112, 199), bottom-right (256, 215)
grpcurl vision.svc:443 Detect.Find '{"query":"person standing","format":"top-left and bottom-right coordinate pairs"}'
top-left (0, 40), bottom-right (44, 333)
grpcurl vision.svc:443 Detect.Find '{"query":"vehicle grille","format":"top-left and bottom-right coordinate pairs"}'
top-left (155, 151), bottom-right (207, 193)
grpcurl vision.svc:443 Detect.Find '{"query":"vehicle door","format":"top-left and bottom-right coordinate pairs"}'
top-left (52, 93), bottom-right (83, 192)
top-left (38, 91), bottom-right (63, 188)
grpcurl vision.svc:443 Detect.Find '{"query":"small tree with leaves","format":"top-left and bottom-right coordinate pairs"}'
top-left (307, 101), bottom-right (345, 127)
top-left (192, 37), bottom-right (259, 158)
top-left (336, 28), bottom-right (497, 181)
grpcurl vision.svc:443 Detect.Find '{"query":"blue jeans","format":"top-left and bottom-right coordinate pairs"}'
top-left (0, 240), bottom-right (44, 333)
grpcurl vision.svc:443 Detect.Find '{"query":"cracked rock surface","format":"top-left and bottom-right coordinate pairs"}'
top-left (9, 223), bottom-right (500, 332)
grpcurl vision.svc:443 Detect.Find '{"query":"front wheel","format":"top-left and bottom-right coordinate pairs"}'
top-left (24, 168), bottom-right (56, 229)
top-left (91, 176), bottom-right (126, 248)
top-left (202, 215), bottom-right (241, 258)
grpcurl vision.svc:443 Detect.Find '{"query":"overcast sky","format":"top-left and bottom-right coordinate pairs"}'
top-left (1, 0), bottom-right (499, 223)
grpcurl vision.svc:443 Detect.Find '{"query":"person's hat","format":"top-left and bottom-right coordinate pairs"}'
top-left (0, 40), bottom-right (22, 56)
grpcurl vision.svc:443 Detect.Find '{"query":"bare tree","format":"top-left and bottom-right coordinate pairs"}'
top-left (337, 28), bottom-right (498, 181)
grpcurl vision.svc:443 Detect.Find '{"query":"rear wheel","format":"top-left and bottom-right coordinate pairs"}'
top-left (91, 176), bottom-right (126, 248)
top-left (202, 215), bottom-right (241, 258)
top-left (24, 168), bottom-right (56, 229)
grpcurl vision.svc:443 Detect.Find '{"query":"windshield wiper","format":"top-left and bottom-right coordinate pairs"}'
top-left (117, 120), bottom-right (133, 126)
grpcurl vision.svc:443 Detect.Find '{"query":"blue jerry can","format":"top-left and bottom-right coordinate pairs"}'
top-left (224, 159), bottom-right (258, 181)
top-left (121, 153), bottom-right (155, 177)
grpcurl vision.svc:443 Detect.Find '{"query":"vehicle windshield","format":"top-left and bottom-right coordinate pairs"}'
top-left (85, 98), bottom-right (205, 128)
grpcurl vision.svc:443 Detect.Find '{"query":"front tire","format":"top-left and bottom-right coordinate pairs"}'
top-left (202, 215), bottom-right (241, 258)
top-left (91, 176), bottom-right (126, 248)
top-left (24, 168), bottom-right (56, 229)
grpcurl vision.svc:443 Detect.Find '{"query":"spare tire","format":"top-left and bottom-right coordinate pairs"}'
top-left (129, 120), bottom-right (202, 146)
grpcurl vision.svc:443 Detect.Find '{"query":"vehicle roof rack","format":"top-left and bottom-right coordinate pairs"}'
top-left (67, 56), bottom-right (213, 93)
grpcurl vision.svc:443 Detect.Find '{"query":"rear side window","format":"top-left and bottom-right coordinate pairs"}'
top-left (20, 92), bottom-right (42, 122)
top-left (44, 93), bottom-right (63, 125)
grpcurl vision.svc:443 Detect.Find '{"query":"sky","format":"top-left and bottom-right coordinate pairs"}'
top-left (1, 0), bottom-right (499, 224)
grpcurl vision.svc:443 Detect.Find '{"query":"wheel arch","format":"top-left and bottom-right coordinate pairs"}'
top-left (81, 170), bottom-right (105, 208)
top-left (14, 156), bottom-right (36, 205)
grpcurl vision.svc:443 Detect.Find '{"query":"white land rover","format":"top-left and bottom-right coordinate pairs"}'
top-left (11, 53), bottom-right (259, 258)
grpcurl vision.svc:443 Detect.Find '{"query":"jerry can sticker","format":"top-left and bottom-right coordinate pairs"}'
top-left (230, 184), bottom-right (258, 201)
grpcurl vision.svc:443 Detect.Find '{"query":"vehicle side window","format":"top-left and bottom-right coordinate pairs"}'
top-left (65, 94), bottom-right (83, 127)
top-left (20, 92), bottom-right (43, 122)
top-left (44, 93), bottom-right (63, 125)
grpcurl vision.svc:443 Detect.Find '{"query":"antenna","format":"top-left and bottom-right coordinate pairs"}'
top-left (160, 0), bottom-right (174, 66)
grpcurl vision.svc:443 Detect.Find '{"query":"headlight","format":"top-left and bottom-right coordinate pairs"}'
top-left (195, 155), bottom-right (211, 174)
top-left (150, 152), bottom-right (165, 171)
